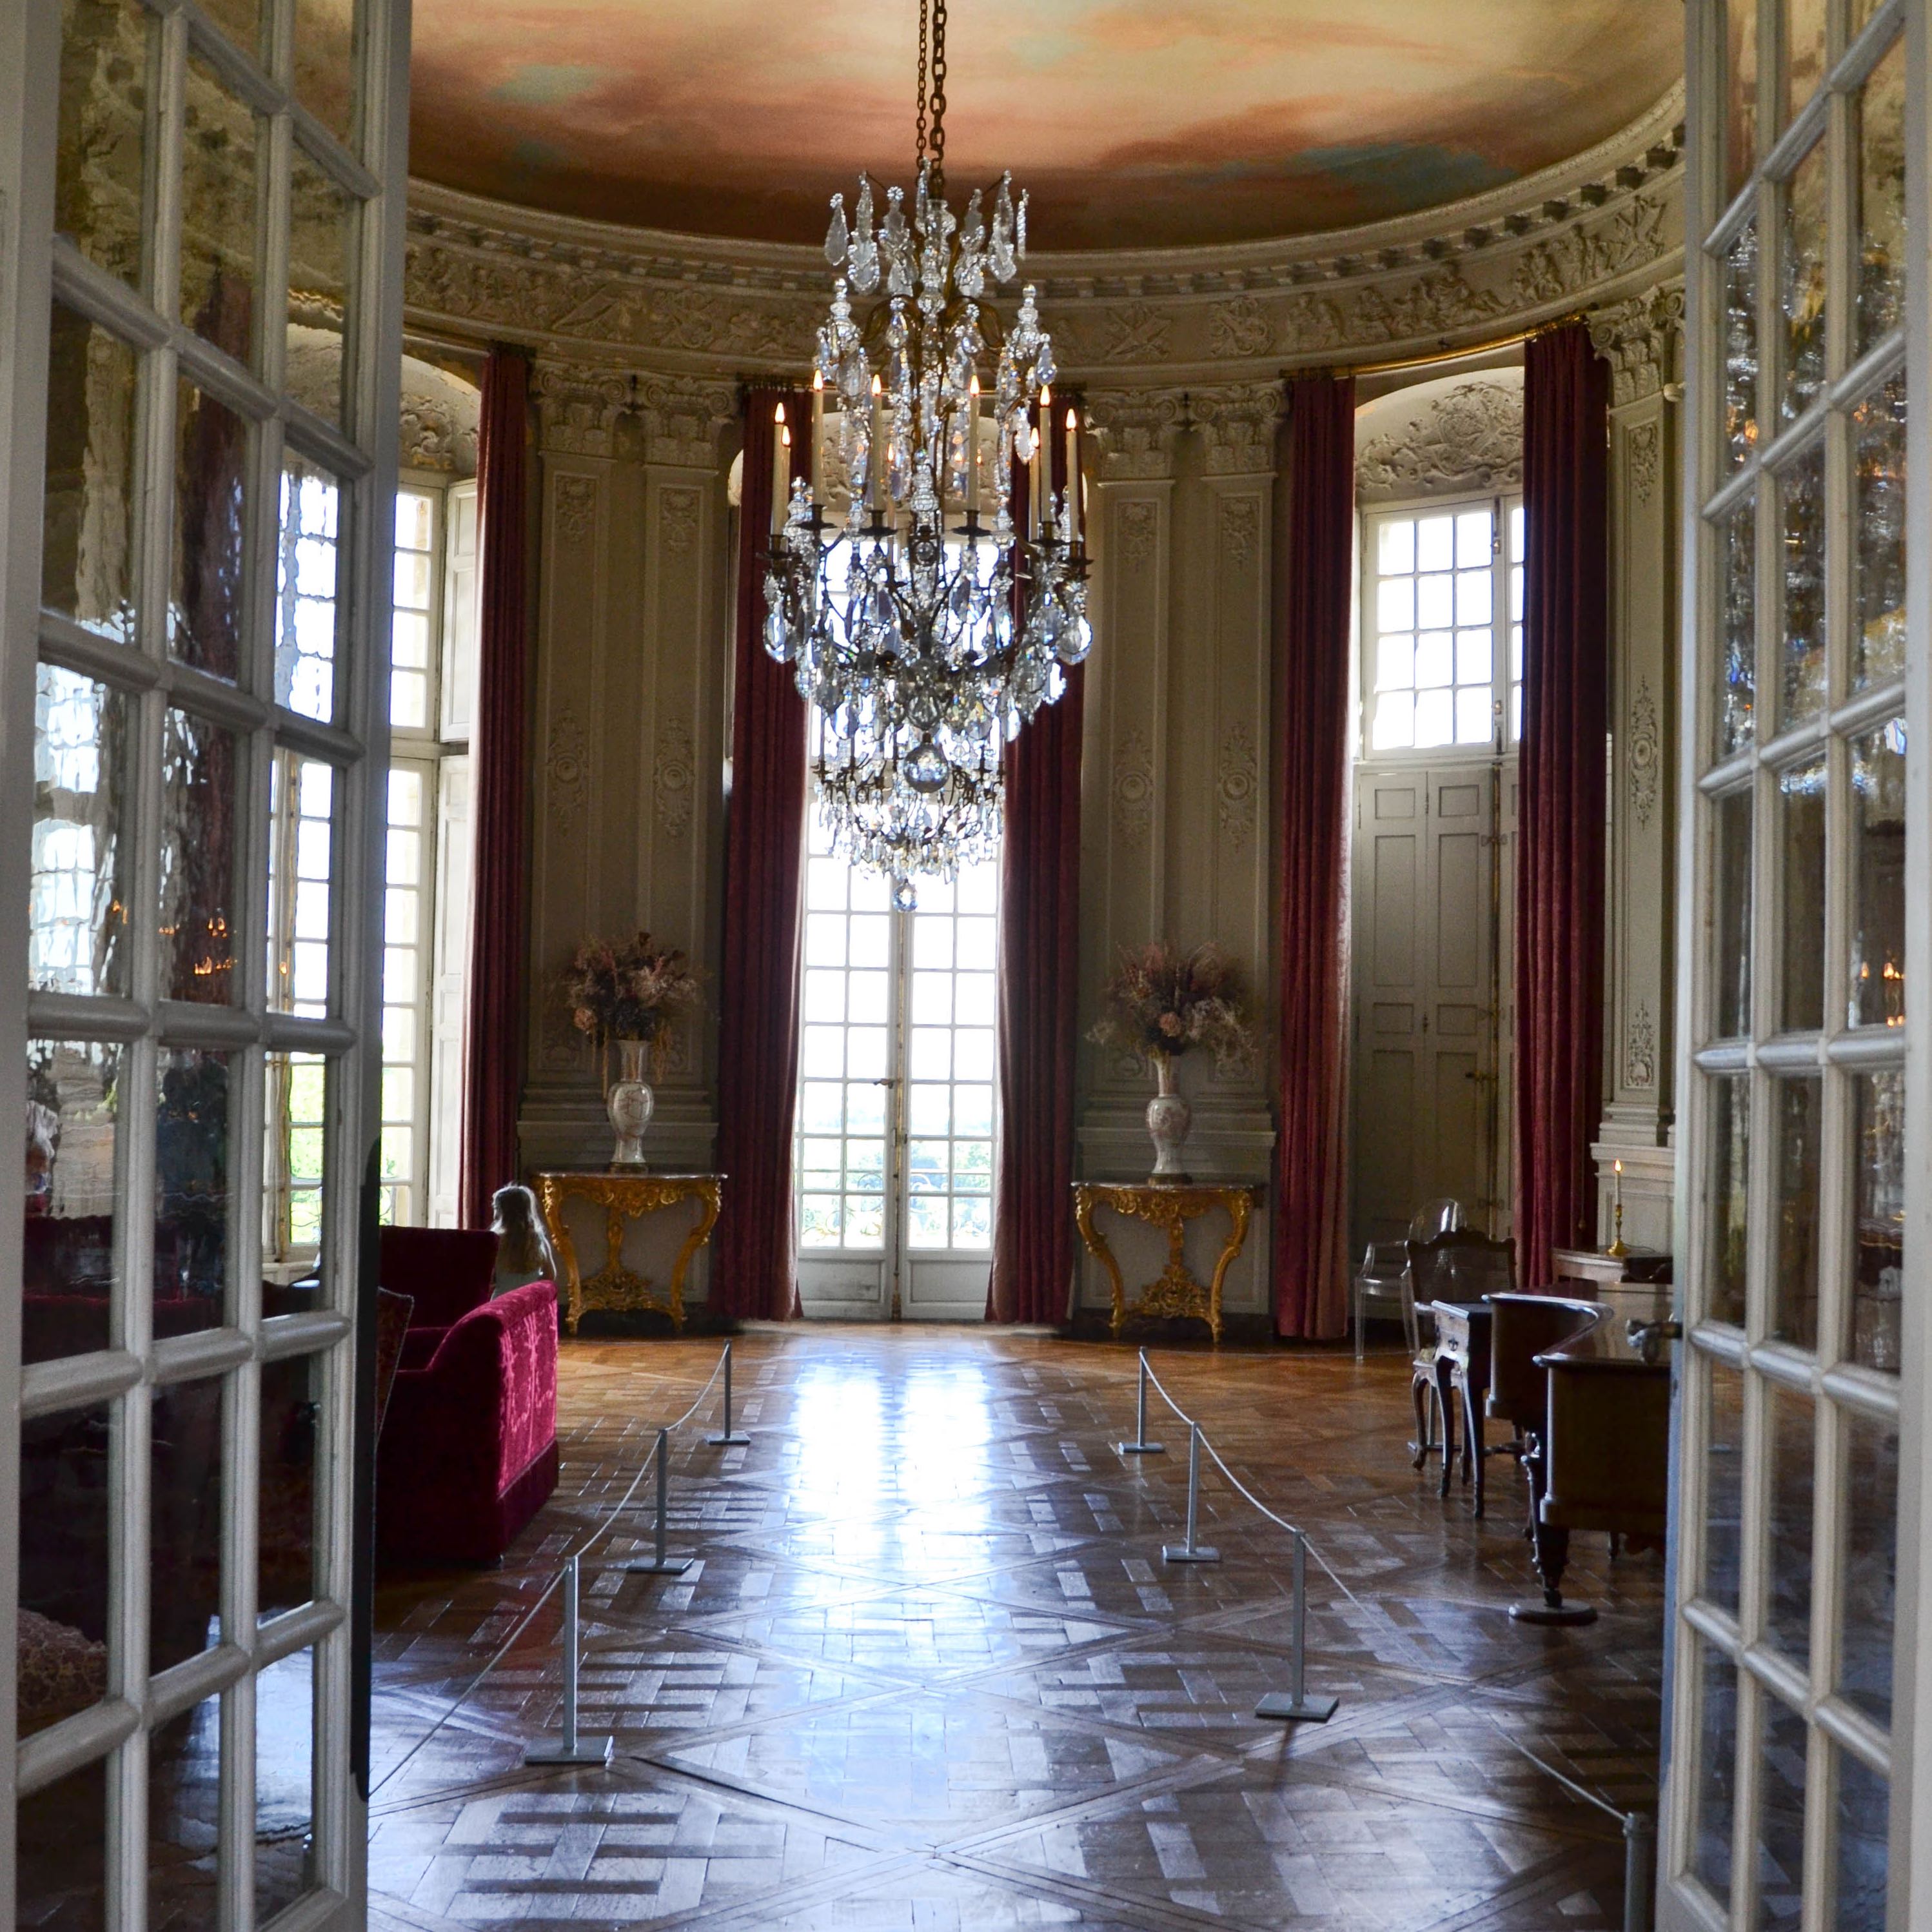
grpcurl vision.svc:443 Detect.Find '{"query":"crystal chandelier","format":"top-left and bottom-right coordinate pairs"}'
top-left (761, 0), bottom-right (1090, 909)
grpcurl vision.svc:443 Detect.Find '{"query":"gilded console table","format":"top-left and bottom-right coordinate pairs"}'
top-left (531, 1171), bottom-right (723, 1334)
top-left (1072, 1182), bottom-right (1256, 1345)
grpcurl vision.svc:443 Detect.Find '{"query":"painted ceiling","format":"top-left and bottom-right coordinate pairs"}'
top-left (408, 1), bottom-right (1682, 253)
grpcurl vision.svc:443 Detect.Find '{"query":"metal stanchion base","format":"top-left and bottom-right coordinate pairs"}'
top-left (1162, 1544), bottom-right (1219, 1563)
top-left (1254, 1691), bottom-right (1338, 1724)
top-left (707, 1431), bottom-right (751, 1446)
top-left (1508, 1598), bottom-right (1598, 1626)
top-left (1115, 1440), bottom-right (1166, 1455)
top-left (524, 1736), bottom-right (614, 1766)
top-left (623, 1557), bottom-right (694, 1576)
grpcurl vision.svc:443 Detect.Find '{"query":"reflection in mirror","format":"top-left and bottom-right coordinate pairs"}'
top-left (259, 1354), bottom-right (319, 1617)
top-left (1851, 1070), bottom-right (1904, 1374)
top-left (32, 668), bottom-right (131, 999)
top-left (1769, 1076), bottom-right (1819, 1350)
top-left (170, 380), bottom-right (250, 682)
top-left (288, 146), bottom-right (356, 428)
top-left (1703, 1073), bottom-right (1748, 1328)
top-left (179, 53), bottom-right (257, 365)
top-left (18, 1403), bottom-right (113, 1737)
top-left (1849, 720), bottom-right (1906, 1030)
top-left (42, 305), bottom-right (139, 641)
top-left (256, 1646), bottom-right (318, 1920)
top-left (293, 0), bottom-right (357, 143)
top-left (1840, 1410), bottom-right (1897, 1729)
top-left (150, 1379), bottom-right (224, 1672)
top-left (277, 455), bottom-right (342, 722)
top-left (55, 0), bottom-right (151, 289)
top-left (1778, 756), bottom-right (1826, 1033)
top-left (159, 709), bottom-right (240, 1003)
top-left (1856, 38), bottom-right (1906, 357)
top-left (1764, 1385), bottom-right (1814, 1665)
top-left (1852, 373), bottom-right (1906, 690)
top-left (24, 1040), bottom-right (124, 1366)
top-left (155, 1047), bottom-right (233, 1325)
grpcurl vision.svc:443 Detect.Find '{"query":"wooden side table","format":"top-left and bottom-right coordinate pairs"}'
top-left (531, 1171), bottom-right (724, 1335)
top-left (1072, 1181), bottom-right (1255, 1345)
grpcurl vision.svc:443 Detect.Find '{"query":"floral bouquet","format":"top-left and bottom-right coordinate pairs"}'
top-left (1090, 941), bottom-right (1256, 1079)
top-left (560, 932), bottom-right (701, 1078)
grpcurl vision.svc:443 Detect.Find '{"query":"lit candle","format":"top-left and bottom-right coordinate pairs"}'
top-left (967, 372), bottom-right (981, 518)
top-left (770, 403), bottom-right (788, 537)
top-left (1032, 384), bottom-right (1050, 540)
top-left (811, 370), bottom-right (824, 507)
top-left (1063, 404), bottom-right (1080, 546)
top-left (869, 371), bottom-right (885, 517)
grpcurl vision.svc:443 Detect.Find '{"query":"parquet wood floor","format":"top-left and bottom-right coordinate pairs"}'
top-left (369, 1329), bottom-right (1665, 1930)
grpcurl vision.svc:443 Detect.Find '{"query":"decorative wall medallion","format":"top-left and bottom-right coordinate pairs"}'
top-left (1217, 720), bottom-right (1258, 851)
top-left (660, 486), bottom-right (700, 557)
top-left (1627, 419), bottom-right (1662, 507)
top-left (654, 715), bottom-right (695, 837)
top-left (546, 704), bottom-right (589, 837)
top-left (1219, 495), bottom-right (1261, 568)
top-left (1626, 998), bottom-right (1657, 1091)
top-left (1118, 499), bottom-right (1159, 569)
top-left (553, 473), bottom-right (598, 546)
top-left (1208, 295), bottom-right (1273, 360)
top-left (1112, 730), bottom-right (1155, 848)
top-left (1627, 675), bottom-right (1660, 829)
top-left (1357, 380), bottom-right (1523, 500)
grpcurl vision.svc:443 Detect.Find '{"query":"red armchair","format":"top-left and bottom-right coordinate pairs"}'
top-left (375, 1228), bottom-right (560, 1567)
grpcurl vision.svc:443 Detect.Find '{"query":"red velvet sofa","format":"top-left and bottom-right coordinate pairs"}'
top-left (375, 1228), bottom-right (560, 1567)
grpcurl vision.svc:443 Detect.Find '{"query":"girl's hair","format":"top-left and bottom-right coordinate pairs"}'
top-left (491, 1184), bottom-right (549, 1272)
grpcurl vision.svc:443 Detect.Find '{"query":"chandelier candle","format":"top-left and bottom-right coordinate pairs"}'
top-left (762, 0), bottom-right (1090, 908)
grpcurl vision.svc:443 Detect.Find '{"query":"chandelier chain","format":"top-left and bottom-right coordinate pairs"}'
top-left (929, 0), bottom-right (947, 181)
top-left (914, 0), bottom-right (929, 162)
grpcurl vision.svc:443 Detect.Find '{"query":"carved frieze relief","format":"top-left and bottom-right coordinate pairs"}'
top-left (1219, 496), bottom-right (1262, 569)
top-left (1357, 380), bottom-right (1523, 502)
top-left (1116, 499), bottom-right (1160, 569)
top-left (660, 486), bottom-right (701, 557)
top-left (1625, 998), bottom-right (1657, 1092)
top-left (1627, 419), bottom-right (1662, 507)
top-left (553, 473), bottom-right (598, 547)
top-left (399, 391), bottom-right (478, 475)
top-left (1626, 675), bottom-right (1661, 831)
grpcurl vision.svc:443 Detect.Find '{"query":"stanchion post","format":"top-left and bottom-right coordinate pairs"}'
top-left (1254, 1530), bottom-right (1338, 1723)
top-left (1115, 1349), bottom-right (1166, 1456)
top-left (1622, 1812), bottom-right (1655, 1932)
top-left (707, 1340), bottom-right (751, 1447)
top-left (1162, 1423), bottom-right (1219, 1563)
top-left (623, 1428), bottom-right (693, 1576)
top-left (524, 1554), bottom-right (614, 1764)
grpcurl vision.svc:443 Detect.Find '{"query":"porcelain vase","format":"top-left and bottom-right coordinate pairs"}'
top-left (607, 1038), bottom-right (655, 1168)
top-left (1146, 1056), bottom-right (1192, 1184)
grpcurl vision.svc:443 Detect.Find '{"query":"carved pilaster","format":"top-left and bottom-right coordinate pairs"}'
top-left (1087, 388), bottom-right (1186, 481)
top-left (1192, 381), bottom-right (1285, 478)
top-left (533, 359), bottom-right (631, 456)
top-left (1588, 282), bottom-right (1686, 408)
top-left (636, 374), bottom-right (736, 470)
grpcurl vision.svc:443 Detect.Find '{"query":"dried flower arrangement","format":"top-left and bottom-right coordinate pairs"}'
top-left (1089, 941), bottom-right (1256, 1079)
top-left (560, 932), bottom-right (702, 1079)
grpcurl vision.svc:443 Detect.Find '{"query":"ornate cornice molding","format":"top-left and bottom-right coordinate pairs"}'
top-left (1589, 281), bottom-right (1686, 408)
top-left (402, 86), bottom-right (1684, 382)
top-left (1357, 380), bottom-right (1523, 503)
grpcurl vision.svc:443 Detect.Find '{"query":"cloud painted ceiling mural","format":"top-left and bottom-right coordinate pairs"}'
top-left (409, 0), bottom-right (1684, 251)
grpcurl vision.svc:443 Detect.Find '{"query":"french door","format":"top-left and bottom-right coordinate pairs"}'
top-left (0, 1), bottom-right (410, 1926)
top-left (794, 813), bottom-right (1000, 1321)
top-left (1664, 4), bottom-right (1922, 1929)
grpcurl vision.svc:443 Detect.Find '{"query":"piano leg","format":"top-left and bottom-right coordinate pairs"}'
top-left (1410, 1366), bottom-right (1436, 1469)
top-left (1508, 1435), bottom-right (1599, 1626)
top-left (1434, 1355), bottom-right (1458, 1499)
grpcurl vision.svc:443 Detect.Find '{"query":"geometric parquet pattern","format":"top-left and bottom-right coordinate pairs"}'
top-left (368, 1328), bottom-right (1664, 1931)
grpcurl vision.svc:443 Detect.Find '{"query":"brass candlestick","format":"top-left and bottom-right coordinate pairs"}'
top-left (1607, 1165), bottom-right (1628, 1259)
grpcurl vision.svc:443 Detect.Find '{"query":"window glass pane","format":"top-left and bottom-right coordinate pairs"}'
top-left (1779, 139), bottom-right (1826, 423)
top-left (1856, 37), bottom-right (1906, 358)
top-left (277, 453), bottom-right (342, 721)
top-left (150, 1694), bottom-right (221, 1932)
top-left (156, 1047), bottom-right (233, 1325)
top-left (32, 668), bottom-right (132, 998)
top-left (1833, 1747), bottom-right (1888, 1932)
top-left (1724, 220), bottom-right (1759, 470)
top-left (1779, 756), bottom-right (1825, 1032)
top-left (1713, 785), bottom-right (1753, 1038)
top-left (293, 0), bottom-right (356, 143)
top-left (151, 1375), bottom-right (224, 1672)
top-left (1700, 1352), bottom-right (1744, 1613)
top-left (19, 1757), bottom-right (106, 1926)
top-left (266, 1052), bottom-right (329, 1272)
top-left (1755, 1691), bottom-right (1808, 1931)
top-left (1770, 1076), bottom-right (1819, 1350)
top-left (171, 379), bottom-right (250, 682)
top-left (179, 54), bottom-right (257, 364)
top-left (1783, 0), bottom-right (1824, 121)
top-left (1778, 444), bottom-right (1825, 725)
top-left (19, 1403), bottom-right (113, 1737)
top-left (268, 753), bottom-right (335, 1017)
top-left (1840, 1408), bottom-right (1897, 1729)
top-left (42, 304), bottom-right (139, 640)
top-left (1849, 719), bottom-right (1906, 1029)
top-left (260, 1354), bottom-right (320, 1615)
top-left (256, 1646), bottom-right (318, 1920)
top-left (1725, 0), bottom-right (1758, 201)
top-left (1852, 371), bottom-right (1907, 690)
top-left (287, 144), bottom-right (356, 428)
top-left (1850, 1070), bottom-right (1904, 1374)
top-left (1377, 518), bottom-right (1413, 575)
top-left (55, 0), bottom-right (151, 288)
top-left (1718, 493), bottom-right (1756, 754)
top-left (159, 709), bottom-right (241, 1003)
top-left (24, 1040), bottom-right (124, 1366)
top-left (199, 0), bottom-right (262, 55)
top-left (1765, 1385), bottom-right (1815, 1665)
top-left (1372, 689), bottom-right (1414, 752)
top-left (1692, 1641), bottom-right (1738, 1906)
top-left (1704, 1073), bottom-right (1749, 1326)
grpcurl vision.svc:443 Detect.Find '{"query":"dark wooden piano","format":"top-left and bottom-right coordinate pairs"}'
top-left (1510, 1302), bottom-right (1676, 1626)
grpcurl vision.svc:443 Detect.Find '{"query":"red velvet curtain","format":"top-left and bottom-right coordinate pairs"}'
top-left (460, 348), bottom-right (532, 1228)
top-left (1513, 324), bottom-right (1610, 1285)
top-left (711, 388), bottom-right (811, 1320)
top-left (1272, 375), bottom-right (1355, 1339)
top-left (989, 417), bottom-right (1085, 1325)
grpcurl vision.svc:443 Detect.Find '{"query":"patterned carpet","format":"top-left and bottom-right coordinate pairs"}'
top-left (367, 1328), bottom-right (1665, 1930)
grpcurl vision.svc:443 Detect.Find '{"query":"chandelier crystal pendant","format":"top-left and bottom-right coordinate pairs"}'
top-left (762, 0), bottom-right (1090, 909)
